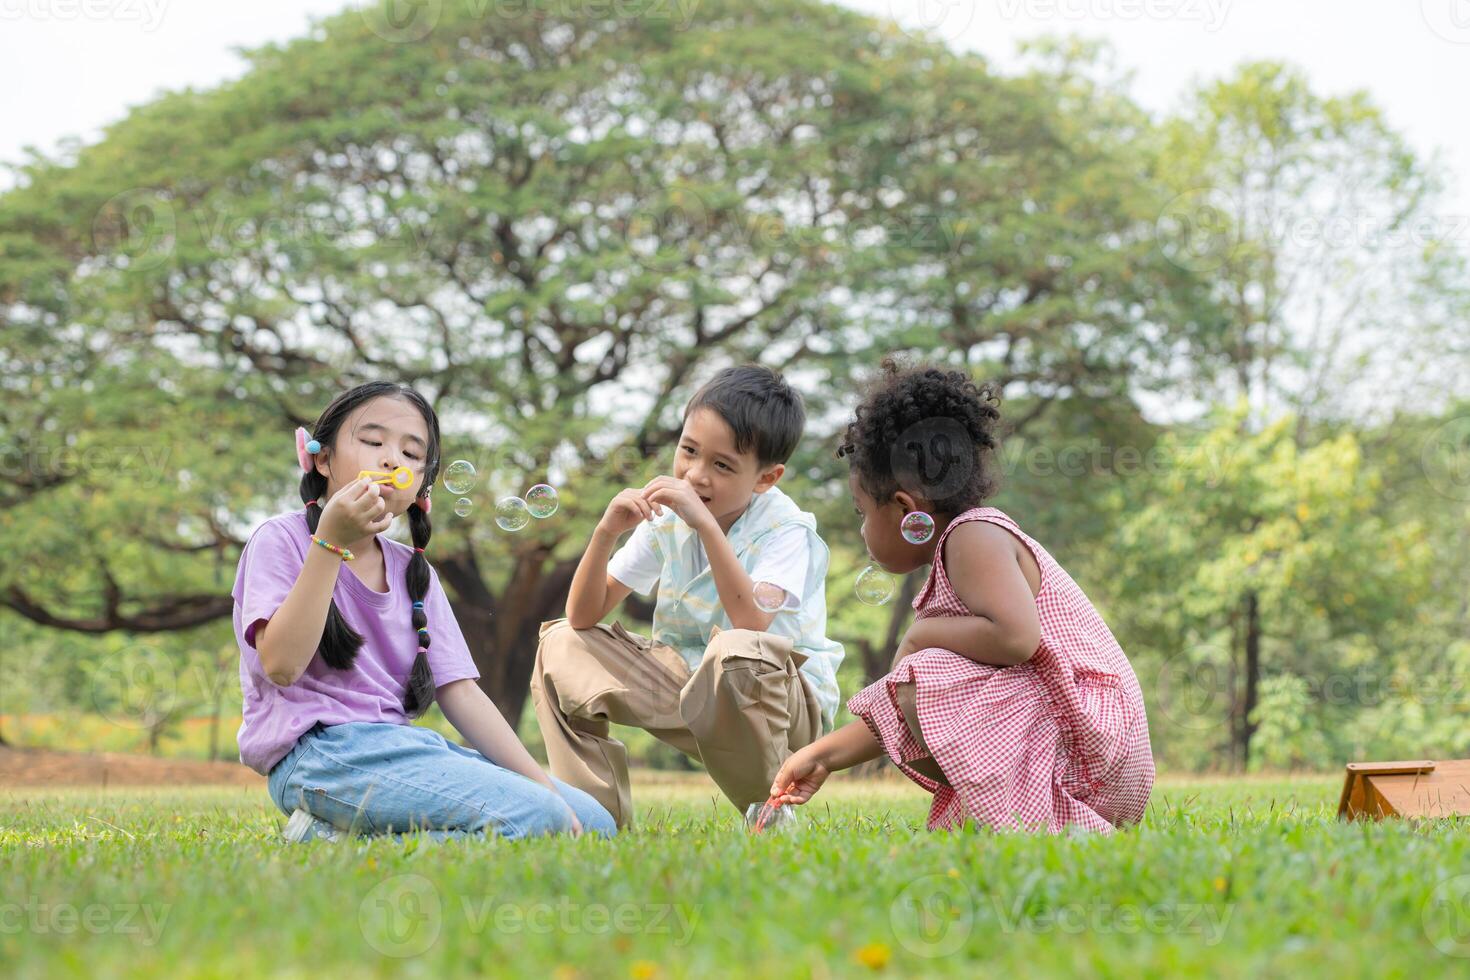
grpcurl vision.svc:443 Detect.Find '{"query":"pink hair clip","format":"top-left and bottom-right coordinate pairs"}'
top-left (294, 427), bottom-right (321, 474)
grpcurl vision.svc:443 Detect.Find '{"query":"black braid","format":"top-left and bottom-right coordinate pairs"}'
top-left (402, 501), bottom-right (436, 718)
top-left (300, 469), bottom-right (366, 670)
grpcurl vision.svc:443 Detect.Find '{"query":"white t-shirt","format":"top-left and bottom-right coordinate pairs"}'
top-left (607, 520), bottom-right (809, 612)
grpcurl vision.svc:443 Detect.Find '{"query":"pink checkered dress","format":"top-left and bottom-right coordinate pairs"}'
top-left (847, 507), bottom-right (1154, 833)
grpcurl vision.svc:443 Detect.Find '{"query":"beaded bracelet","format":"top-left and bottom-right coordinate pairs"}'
top-left (311, 535), bottom-right (355, 561)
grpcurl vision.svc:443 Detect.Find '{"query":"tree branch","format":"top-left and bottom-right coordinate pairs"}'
top-left (1, 585), bottom-right (233, 633)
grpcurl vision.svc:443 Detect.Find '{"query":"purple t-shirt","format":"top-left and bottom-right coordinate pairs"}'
top-left (231, 511), bottom-right (479, 774)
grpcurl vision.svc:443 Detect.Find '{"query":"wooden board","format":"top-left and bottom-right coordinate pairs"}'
top-left (1337, 760), bottom-right (1470, 819)
top-left (1337, 760), bottom-right (1433, 819)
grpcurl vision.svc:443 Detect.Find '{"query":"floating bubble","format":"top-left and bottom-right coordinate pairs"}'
top-left (442, 459), bottom-right (477, 495)
top-left (753, 582), bottom-right (789, 614)
top-left (855, 564), bottom-right (897, 606)
top-left (495, 496), bottom-right (531, 532)
top-left (900, 511), bottom-right (936, 545)
top-left (453, 497), bottom-right (473, 518)
top-left (525, 484), bottom-right (560, 519)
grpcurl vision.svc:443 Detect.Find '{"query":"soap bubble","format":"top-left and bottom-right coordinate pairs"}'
top-left (900, 511), bottom-right (936, 545)
top-left (855, 564), bottom-right (897, 606)
top-left (453, 497), bottom-right (473, 517)
top-left (525, 484), bottom-right (560, 519)
top-left (495, 496), bottom-right (531, 532)
top-left (753, 582), bottom-right (789, 614)
top-left (442, 459), bottom-right (477, 495)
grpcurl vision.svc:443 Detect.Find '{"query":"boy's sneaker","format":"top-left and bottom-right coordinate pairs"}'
top-left (283, 807), bottom-right (343, 843)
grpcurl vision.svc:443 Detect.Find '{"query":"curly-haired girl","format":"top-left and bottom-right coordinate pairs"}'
top-left (769, 360), bottom-right (1154, 833)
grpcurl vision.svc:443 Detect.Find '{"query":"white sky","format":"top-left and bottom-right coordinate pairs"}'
top-left (1, 0), bottom-right (1466, 214)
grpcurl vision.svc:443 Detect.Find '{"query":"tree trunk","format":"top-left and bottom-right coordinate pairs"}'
top-left (0, 647), bottom-right (9, 745)
top-left (208, 688), bottom-right (222, 763)
top-left (439, 545), bottom-right (580, 732)
top-left (861, 571), bottom-right (922, 685)
top-left (1227, 599), bottom-right (1243, 772)
top-left (1240, 589), bottom-right (1262, 770)
top-left (207, 651), bottom-right (231, 762)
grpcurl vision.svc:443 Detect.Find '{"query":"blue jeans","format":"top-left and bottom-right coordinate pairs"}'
top-left (267, 722), bottom-right (617, 840)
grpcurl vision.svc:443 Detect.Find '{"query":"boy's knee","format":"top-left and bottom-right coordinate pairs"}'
top-left (537, 618), bottom-right (575, 656)
top-left (538, 617), bottom-right (571, 643)
top-left (534, 620), bottom-right (585, 683)
top-left (704, 627), bottom-right (763, 661)
top-left (700, 628), bottom-right (792, 678)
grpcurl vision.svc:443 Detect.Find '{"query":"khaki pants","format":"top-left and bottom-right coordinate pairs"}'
top-left (531, 618), bottom-right (822, 829)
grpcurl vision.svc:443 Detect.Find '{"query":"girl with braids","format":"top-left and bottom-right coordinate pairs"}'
top-left (769, 360), bottom-right (1154, 834)
top-left (231, 381), bottom-right (615, 841)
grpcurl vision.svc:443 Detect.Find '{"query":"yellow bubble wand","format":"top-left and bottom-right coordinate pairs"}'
top-left (358, 466), bottom-right (414, 490)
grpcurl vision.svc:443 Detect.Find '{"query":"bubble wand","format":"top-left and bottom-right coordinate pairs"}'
top-left (358, 467), bottom-right (414, 490)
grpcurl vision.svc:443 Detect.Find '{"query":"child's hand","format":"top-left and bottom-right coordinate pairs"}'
top-left (598, 487), bottom-right (663, 537)
top-left (770, 744), bottom-right (831, 806)
top-left (317, 477), bottom-right (393, 545)
top-left (642, 476), bottom-right (716, 532)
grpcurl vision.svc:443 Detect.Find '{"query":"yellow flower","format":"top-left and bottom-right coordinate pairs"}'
top-left (1214, 876), bottom-right (1228, 892)
top-left (629, 962), bottom-right (660, 980)
top-left (855, 943), bottom-right (891, 970)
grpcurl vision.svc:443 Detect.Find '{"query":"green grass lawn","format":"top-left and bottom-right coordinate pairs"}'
top-left (4, 773), bottom-right (1469, 978)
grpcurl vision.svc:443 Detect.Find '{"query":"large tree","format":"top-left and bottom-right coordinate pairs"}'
top-left (1, 1), bottom-right (1221, 727)
top-left (1156, 60), bottom-right (1469, 429)
top-left (1107, 409), bottom-right (1432, 769)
